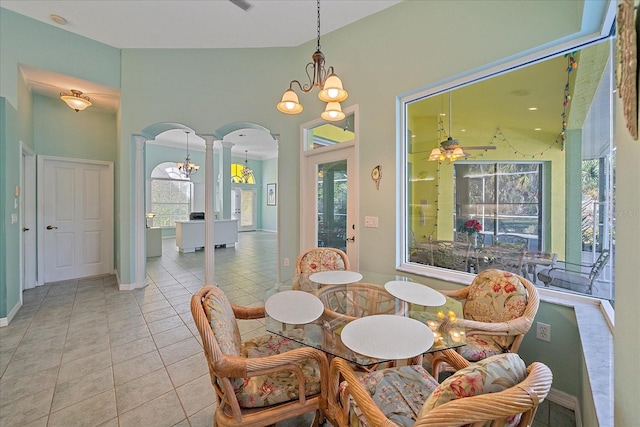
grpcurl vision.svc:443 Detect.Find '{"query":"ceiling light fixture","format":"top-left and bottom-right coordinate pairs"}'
top-left (60, 89), bottom-right (92, 112)
top-left (241, 150), bottom-right (253, 182)
top-left (429, 93), bottom-right (466, 162)
top-left (276, 0), bottom-right (348, 121)
top-left (177, 131), bottom-right (199, 178)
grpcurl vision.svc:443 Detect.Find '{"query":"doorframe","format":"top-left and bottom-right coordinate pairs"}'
top-left (300, 105), bottom-right (360, 269)
top-left (232, 187), bottom-right (258, 232)
top-left (37, 155), bottom-right (114, 286)
top-left (20, 142), bottom-right (36, 294)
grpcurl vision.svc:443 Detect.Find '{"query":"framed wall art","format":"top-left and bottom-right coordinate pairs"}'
top-left (267, 183), bottom-right (277, 206)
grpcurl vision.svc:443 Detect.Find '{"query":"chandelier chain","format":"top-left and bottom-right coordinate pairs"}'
top-left (316, 0), bottom-right (321, 51)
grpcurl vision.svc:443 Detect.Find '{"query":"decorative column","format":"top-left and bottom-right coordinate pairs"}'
top-left (134, 135), bottom-right (147, 289)
top-left (220, 141), bottom-right (234, 219)
top-left (202, 135), bottom-right (216, 285)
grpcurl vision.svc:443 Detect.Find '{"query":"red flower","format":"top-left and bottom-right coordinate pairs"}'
top-left (504, 283), bottom-right (516, 293)
top-left (493, 283), bottom-right (502, 292)
top-left (310, 262), bottom-right (317, 270)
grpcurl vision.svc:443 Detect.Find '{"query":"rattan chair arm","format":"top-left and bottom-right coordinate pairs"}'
top-left (455, 316), bottom-right (534, 336)
top-left (438, 287), bottom-right (470, 300)
top-left (326, 357), bottom-right (398, 427)
top-left (414, 362), bottom-right (552, 427)
top-left (231, 303), bottom-right (266, 320)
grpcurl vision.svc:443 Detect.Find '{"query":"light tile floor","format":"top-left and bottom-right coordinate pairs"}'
top-left (0, 231), bottom-right (575, 426)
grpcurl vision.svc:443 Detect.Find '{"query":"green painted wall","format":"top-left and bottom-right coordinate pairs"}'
top-left (2, 1), bottom-right (638, 424)
top-left (0, 98), bottom-right (7, 318)
top-left (34, 95), bottom-right (117, 161)
top-left (261, 157), bottom-right (278, 232)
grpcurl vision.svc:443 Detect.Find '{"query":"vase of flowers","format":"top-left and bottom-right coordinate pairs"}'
top-left (459, 219), bottom-right (482, 246)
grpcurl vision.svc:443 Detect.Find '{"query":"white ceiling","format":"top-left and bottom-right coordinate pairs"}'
top-left (0, 0), bottom-right (401, 49)
top-left (4, 0), bottom-right (400, 158)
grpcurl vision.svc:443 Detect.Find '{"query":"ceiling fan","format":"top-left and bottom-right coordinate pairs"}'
top-left (428, 92), bottom-right (496, 161)
top-left (229, 0), bottom-right (253, 11)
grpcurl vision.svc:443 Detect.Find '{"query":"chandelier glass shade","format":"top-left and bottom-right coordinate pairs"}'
top-left (60, 89), bottom-right (92, 112)
top-left (177, 131), bottom-right (199, 178)
top-left (276, 0), bottom-right (348, 121)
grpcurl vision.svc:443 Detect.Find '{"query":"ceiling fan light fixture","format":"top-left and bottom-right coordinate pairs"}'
top-left (60, 89), bottom-right (92, 112)
top-left (321, 102), bottom-right (345, 121)
top-left (452, 147), bottom-right (465, 157)
top-left (429, 148), bottom-right (443, 161)
top-left (276, 89), bottom-right (303, 114)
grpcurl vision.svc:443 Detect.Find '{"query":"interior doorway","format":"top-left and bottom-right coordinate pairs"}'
top-left (21, 143), bottom-right (36, 293)
top-left (232, 188), bottom-right (257, 231)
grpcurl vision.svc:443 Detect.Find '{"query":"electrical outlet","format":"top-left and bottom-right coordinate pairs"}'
top-left (283, 258), bottom-right (289, 267)
top-left (536, 322), bottom-right (551, 342)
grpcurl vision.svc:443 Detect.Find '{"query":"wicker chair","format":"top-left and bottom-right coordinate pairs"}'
top-left (296, 247), bottom-right (350, 275)
top-left (326, 352), bottom-right (552, 427)
top-left (431, 269), bottom-right (539, 378)
top-left (190, 286), bottom-right (329, 427)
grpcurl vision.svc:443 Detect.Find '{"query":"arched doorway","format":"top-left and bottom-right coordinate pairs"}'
top-left (132, 121), bottom-right (278, 289)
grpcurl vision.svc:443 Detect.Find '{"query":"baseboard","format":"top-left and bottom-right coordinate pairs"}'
top-left (547, 387), bottom-right (582, 427)
top-left (0, 299), bottom-right (23, 327)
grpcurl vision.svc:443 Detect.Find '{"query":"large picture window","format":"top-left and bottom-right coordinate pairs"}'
top-left (400, 38), bottom-right (615, 301)
top-left (149, 162), bottom-right (193, 228)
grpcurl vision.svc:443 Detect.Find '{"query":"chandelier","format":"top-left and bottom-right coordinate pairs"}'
top-left (276, 0), bottom-right (348, 121)
top-left (177, 131), bottom-right (200, 178)
top-left (60, 89), bottom-right (92, 112)
top-left (241, 150), bottom-right (253, 182)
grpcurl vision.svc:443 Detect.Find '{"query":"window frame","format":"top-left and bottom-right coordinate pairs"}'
top-left (150, 177), bottom-right (193, 228)
top-left (397, 34), bottom-right (616, 290)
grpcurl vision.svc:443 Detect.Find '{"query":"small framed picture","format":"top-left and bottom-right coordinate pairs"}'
top-left (267, 183), bottom-right (277, 206)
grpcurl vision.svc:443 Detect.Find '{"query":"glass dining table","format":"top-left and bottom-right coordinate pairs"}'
top-left (264, 270), bottom-right (466, 368)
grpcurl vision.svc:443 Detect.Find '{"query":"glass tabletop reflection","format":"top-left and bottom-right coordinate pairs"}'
top-left (265, 270), bottom-right (466, 367)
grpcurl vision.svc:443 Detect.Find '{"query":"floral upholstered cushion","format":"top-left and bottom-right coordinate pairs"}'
top-left (203, 287), bottom-right (242, 357)
top-left (418, 353), bottom-right (527, 426)
top-left (235, 329), bottom-right (322, 408)
top-left (341, 365), bottom-right (439, 427)
top-left (298, 248), bottom-right (346, 273)
top-left (462, 269), bottom-right (528, 354)
top-left (204, 287), bottom-right (321, 408)
top-left (458, 335), bottom-right (506, 362)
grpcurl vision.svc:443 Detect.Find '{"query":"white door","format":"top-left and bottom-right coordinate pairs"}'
top-left (232, 188), bottom-right (257, 232)
top-left (38, 157), bottom-right (114, 283)
top-left (302, 144), bottom-right (359, 269)
top-left (21, 144), bottom-right (36, 291)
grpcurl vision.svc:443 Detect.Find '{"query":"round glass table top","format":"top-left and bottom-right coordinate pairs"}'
top-left (308, 270), bottom-right (363, 285)
top-left (384, 280), bottom-right (447, 307)
top-left (265, 290), bottom-right (324, 324)
top-left (340, 314), bottom-right (435, 360)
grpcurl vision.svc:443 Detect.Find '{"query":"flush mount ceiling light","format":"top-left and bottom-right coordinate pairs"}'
top-left (276, 0), bottom-right (348, 121)
top-left (177, 131), bottom-right (200, 178)
top-left (60, 89), bottom-right (92, 112)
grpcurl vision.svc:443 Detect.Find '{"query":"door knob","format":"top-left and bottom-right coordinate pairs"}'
top-left (22, 227), bottom-right (29, 232)
top-left (46, 225), bottom-right (58, 230)
top-left (346, 236), bottom-right (355, 242)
